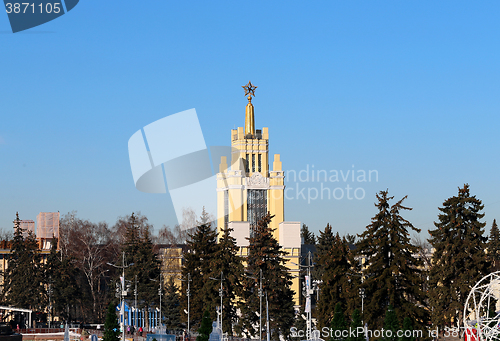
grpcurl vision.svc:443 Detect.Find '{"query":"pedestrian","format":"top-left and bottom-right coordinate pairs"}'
top-left (139, 326), bottom-right (143, 337)
top-left (127, 326), bottom-right (130, 335)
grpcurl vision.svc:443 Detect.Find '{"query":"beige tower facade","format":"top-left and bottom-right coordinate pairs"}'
top-left (216, 82), bottom-right (301, 305)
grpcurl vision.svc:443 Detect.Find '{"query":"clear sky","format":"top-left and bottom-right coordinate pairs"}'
top-left (1, 1), bottom-right (499, 240)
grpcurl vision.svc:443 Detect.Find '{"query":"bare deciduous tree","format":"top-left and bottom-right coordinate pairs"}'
top-left (60, 213), bottom-right (116, 322)
top-left (412, 233), bottom-right (433, 270)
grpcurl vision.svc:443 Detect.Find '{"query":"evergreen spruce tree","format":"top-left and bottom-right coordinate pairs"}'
top-left (347, 309), bottom-right (364, 341)
top-left (103, 302), bottom-right (120, 341)
top-left (301, 224), bottom-right (316, 245)
top-left (316, 232), bottom-right (357, 328)
top-left (44, 238), bottom-right (79, 321)
top-left (121, 213), bottom-right (161, 331)
top-left (181, 211), bottom-right (219, 329)
top-left (428, 184), bottom-right (490, 328)
top-left (135, 229), bottom-right (161, 329)
top-left (314, 224), bottom-right (335, 281)
top-left (311, 224), bottom-right (334, 321)
top-left (2, 213), bottom-right (46, 311)
top-left (197, 310), bottom-right (212, 341)
top-left (122, 213), bottom-right (141, 266)
top-left (488, 219), bottom-right (500, 271)
top-left (383, 305), bottom-right (399, 341)
top-left (345, 234), bottom-right (357, 246)
top-left (163, 277), bottom-right (182, 331)
top-left (57, 256), bottom-right (80, 321)
top-left (206, 226), bottom-right (243, 335)
top-left (330, 302), bottom-right (347, 341)
top-left (401, 317), bottom-right (414, 341)
top-left (238, 214), bottom-right (295, 340)
top-left (357, 191), bottom-right (427, 329)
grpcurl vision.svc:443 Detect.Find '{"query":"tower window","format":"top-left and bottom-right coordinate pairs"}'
top-left (224, 190), bottom-right (229, 229)
top-left (252, 154), bottom-right (255, 173)
top-left (245, 154), bottom-right (249, 174)
top-left (258, 154), bottom-right (261, 172)
top-left (247, 189), bottom-right (267, 235)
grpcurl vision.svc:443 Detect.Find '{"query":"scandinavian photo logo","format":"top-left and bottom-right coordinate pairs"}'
top-left (285, 165), bottom-right (379, 203)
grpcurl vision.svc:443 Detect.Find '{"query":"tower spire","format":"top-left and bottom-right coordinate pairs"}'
top-left (242, 81), bottom-right (257, 138)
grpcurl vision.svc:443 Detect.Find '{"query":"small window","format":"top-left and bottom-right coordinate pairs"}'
top-left (224, 190), bottom-right (229, 228)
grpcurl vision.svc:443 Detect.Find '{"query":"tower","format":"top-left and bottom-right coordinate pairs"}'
top-left (216, 82), bottom-right (301, 305)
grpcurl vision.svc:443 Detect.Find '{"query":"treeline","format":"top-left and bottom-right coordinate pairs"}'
top-left (2, 183), bottom-right (498, 341)
top-left (300, 184), bottom-right (499, 340)
top-left (0, 211), bottom-right (179, 325)
top-left (172, 184), bottom-right (498, 341)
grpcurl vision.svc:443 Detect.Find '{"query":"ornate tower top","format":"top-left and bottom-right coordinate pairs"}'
top-left (242, 81), bottom-right (258, 99)
top-left (242, 81), bottom-right (257, 137)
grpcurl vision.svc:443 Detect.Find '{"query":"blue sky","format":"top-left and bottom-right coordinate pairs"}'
top-left (1, 1), bottom-right (499, 240)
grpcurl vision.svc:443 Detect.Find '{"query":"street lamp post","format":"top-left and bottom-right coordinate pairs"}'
top-left (134, 275), bottom-right (138, 330)
top-left (180, 273), bottom-right (192, 334)
top-left (48, 283), bottom-right (52, 329)
top-left (244, 269), bottom-right (263, 341)
top-left (305, 253), bottom-right (313, 341)
top-left (107, 252), bottom-right (134, 341)
top-left (159, 273), bottom-right (163, 328)
top-left (209, 272), bottom-right (224, 335)
top-left (312, 280), bottom-right (322, 301)
top-left (293, 251), bottom-right (314, 341)
top-left (149, 273), bottom-right (164, 329)
top-left (359, 288), bottom-right (365, 323)
top-left (348, 270), bottom-right (365, 324)
top-left (265, 291), bottom-right (270, 341)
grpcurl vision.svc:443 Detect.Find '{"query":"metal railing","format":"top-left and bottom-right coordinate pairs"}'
top-left (20, 328), bottom-right (80, 334)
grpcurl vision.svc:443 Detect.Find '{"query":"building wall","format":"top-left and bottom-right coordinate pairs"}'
top-left (158, 245), bottom-right (186, 290)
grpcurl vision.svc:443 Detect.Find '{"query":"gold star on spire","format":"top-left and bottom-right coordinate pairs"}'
top-left (242, 81), bottom-right (258, 98)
